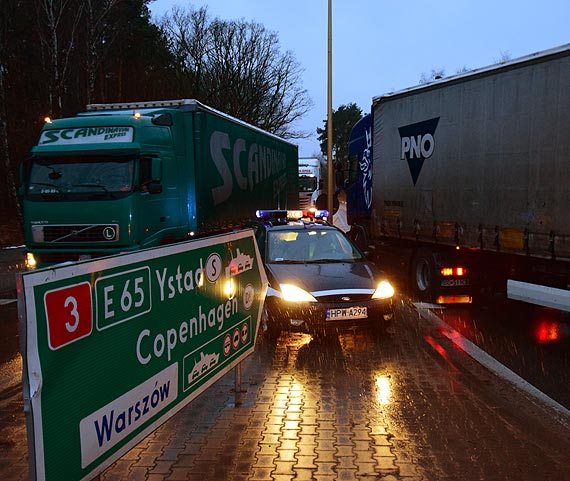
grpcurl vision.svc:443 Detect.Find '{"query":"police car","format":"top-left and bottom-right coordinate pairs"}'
top-left (253, 209), bottom-right (395, 336)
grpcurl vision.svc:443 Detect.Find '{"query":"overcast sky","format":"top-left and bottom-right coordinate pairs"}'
top-left (149, 0), bottom-right (570, 157)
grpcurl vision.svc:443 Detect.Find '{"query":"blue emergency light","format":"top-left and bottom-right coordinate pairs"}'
top-left (256, 209), bottom-right (330, 221)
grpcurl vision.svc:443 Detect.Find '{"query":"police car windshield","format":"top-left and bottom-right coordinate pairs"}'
top-left (267, 229), bottom-right (363, 262)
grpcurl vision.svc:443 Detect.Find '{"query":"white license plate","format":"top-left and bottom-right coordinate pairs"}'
top-left (441, 278), bottom-right (469, 287)
top-left (326, 306), bottom-right (368, 320)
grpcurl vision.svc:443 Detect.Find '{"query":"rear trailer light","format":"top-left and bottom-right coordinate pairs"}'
top-left (441, 267), bottom-right (467, 276)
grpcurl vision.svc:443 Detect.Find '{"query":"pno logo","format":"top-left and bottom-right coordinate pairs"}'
top-left (398, 117), bottom-right (440, 185)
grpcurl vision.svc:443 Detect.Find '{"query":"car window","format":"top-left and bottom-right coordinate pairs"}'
top-left (267, 229), bottom-right (362, 262)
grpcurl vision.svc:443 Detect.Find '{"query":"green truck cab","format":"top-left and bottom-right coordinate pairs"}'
top-left (21, 100), bottom-right (299, 267)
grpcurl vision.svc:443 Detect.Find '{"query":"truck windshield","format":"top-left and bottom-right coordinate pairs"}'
top-left (27, 155), bottom-right (135, 199)
top-left (299, 177), bottom-right (317, 192)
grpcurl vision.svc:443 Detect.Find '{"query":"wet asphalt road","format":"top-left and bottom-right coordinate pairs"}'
top-left (2, 292), bottom-right (570, 480)
top-left (424, 297), bottom-right (570, 411)
top-left (1, 230), bottom-right (570, 479)
top-left (0, 303), bottom-right (570, 481)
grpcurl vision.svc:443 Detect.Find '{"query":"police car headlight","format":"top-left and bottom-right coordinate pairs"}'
top-left (372, 280), bottom-right (395, 299)
top-left (280, 284), bottom-right (317, 302)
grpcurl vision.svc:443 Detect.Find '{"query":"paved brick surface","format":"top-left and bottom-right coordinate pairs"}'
top-left (3, 301), bottom-right (570, 480)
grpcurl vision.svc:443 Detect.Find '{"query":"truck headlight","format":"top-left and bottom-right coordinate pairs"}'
top-left (372, 280), bottom-right (395, 299)
top-left (26, 252), bottom-right (37, 269)
top-left (280, 284), bottom-right (317, 302)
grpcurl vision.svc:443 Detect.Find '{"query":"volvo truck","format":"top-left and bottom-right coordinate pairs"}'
top-left (21, 99), bottom-right (299, 267)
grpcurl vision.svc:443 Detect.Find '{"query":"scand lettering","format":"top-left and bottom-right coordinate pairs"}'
top-left (210, 130), bottom-right (288, 205)
top-left (38, 126), bottom-right (133, 145)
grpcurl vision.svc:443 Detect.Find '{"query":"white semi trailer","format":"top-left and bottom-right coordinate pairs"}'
top-left (346, 44), bottom-right (570, 309)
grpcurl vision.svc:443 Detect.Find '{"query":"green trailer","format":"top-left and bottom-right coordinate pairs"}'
top-left (21, 100), bottom-right (299, 267)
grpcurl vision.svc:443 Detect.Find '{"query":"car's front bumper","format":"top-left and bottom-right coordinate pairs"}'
top-left (264, 295), bottom-right (394, 334)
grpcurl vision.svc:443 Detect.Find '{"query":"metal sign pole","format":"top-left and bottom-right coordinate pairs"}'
top-left (234, 362), bottom-right (243, 406)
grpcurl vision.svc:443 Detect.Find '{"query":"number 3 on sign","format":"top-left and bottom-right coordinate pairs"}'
top-left (64, 296), bottom-right (80, 332)
top-left (44, 282), bottom-right (93, 350)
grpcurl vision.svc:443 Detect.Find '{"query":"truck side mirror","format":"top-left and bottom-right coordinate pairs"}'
top-left (152, 158), bottom-right (162, 180)
top-left (147, 181), bottom-right (163, 194)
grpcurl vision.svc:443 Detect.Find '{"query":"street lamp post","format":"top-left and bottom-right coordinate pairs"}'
top-left (327, 0), bottom-right (334, 223)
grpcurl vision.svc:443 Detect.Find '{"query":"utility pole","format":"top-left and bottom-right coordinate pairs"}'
top-left (326, 0), bottom-right (334, 223)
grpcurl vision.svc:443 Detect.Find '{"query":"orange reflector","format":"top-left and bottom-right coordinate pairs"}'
top-left (436, 295), bottom-right (472, 304)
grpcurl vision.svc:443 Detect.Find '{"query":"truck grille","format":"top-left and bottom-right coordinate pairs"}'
top-left (32, 224), bottom-right (119, 243)
top-left (299, 193), bottom-right (312, 209)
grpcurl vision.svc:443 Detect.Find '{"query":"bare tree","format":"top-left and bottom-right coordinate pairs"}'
top-left (419, 67), bottom-right (446, 84)
top-left (36, 0), bottom-right (85, 115)
top-left (83, 0), bottom-right (123, 103)
top-left (160, 6), bottom-right (312, 139)
top-left (0, 0), bottom-right (22, 239)
top-left (494, 50), bottom-right (512, 64)
top-left (161, 6), bottom-right (211, 97)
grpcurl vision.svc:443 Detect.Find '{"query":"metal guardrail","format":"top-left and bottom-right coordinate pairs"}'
top-left (507, 279), bottom-right (570, 312)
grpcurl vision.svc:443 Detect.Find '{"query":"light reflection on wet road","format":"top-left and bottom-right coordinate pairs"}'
top-left (2, 296), bottom-right (570, 480)
top-left (257, 308), bottom-right (570, 480)
top-left (421, 297), bottom-right (570, 410)
top-left (0, 303), bottom-right (22, 393)
top-left (2, 206), bottom-right (570, 478)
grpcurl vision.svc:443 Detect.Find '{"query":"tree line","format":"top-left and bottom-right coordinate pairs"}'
top-left (0, 0), bottom-right (312, 245)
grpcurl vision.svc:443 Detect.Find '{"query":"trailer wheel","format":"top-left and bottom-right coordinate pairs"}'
top-left (411, 252), bottom-right (435, 302)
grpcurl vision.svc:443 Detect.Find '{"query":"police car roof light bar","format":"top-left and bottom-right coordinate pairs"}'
top-left (256, 210), bottom-right (288, 221)
top-left (256, 209), bottom-right (330, 222)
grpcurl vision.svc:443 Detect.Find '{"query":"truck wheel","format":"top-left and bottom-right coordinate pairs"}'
top-left (411, 252), bottom-right (435, 302)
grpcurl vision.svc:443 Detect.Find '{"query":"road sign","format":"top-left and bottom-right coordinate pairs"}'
top-left (18, 230), bottom-right (267, 481)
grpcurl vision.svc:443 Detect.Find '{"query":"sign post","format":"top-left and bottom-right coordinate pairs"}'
top-left (18, 230), bottom-right (267, 481)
